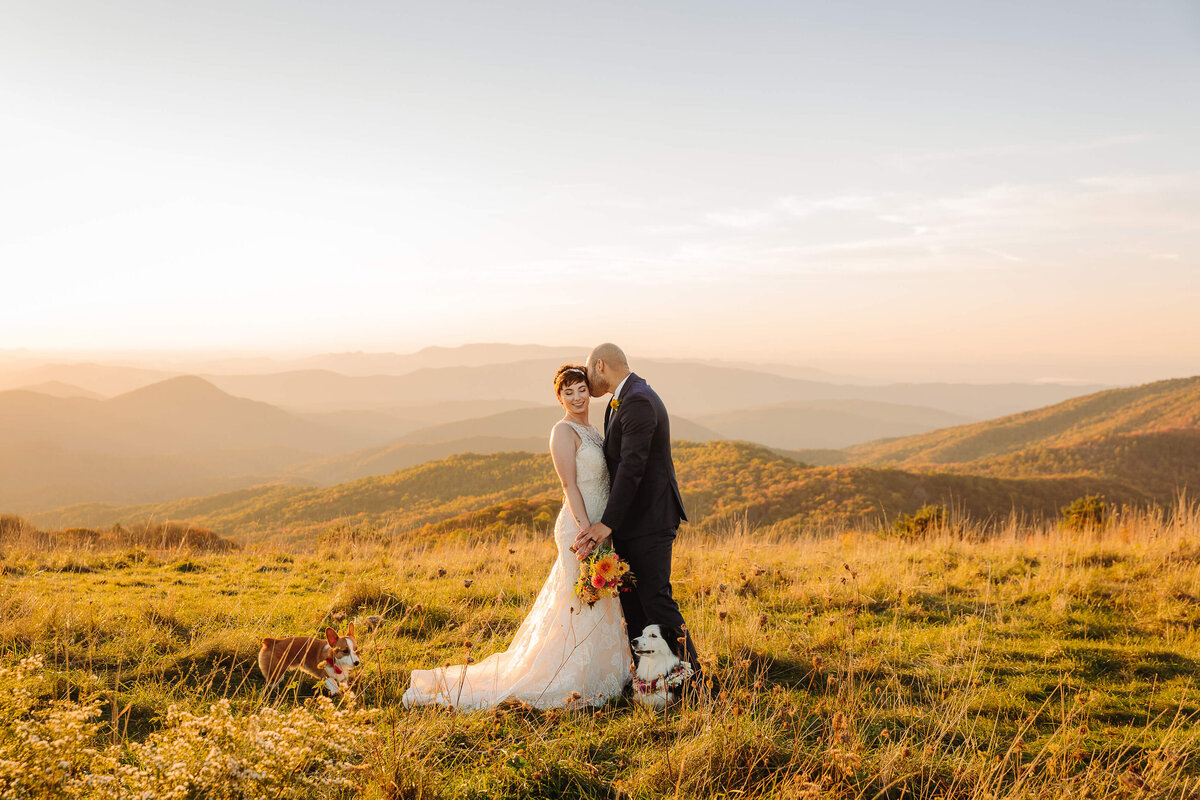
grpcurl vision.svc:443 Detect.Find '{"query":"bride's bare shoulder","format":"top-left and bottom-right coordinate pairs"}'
top-left (549, 420), bottom-right (581, 444)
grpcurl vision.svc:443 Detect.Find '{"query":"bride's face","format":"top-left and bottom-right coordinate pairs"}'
top-left (558, 380), bottom-right (590, 414)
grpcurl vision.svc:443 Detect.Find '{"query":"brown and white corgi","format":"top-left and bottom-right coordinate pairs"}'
top-left (258, 623), bottom-right (359, 696)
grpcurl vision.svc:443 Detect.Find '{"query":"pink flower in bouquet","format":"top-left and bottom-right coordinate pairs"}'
top-left (591, 574), bottom-right (606, 589)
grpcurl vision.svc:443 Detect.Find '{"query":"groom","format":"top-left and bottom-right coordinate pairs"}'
top-left (574, 343), bottom-right (701, 674)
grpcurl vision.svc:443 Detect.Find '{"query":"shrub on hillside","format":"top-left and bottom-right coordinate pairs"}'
top-left (320, 523), bottom-right (391, 547)
top-left (0, 518), bottom-right (94, 550)
top-left (17, 522), bottom-right (238, 554)
top-left (889, 504), bottom-right (946, 540)
top-left (124, 521), bottom-right (239, 551)
top-left (421, 495), bottom-right (561, 539)
top-left (61, 526), bottom-right (104, 543)
top-left (1061, 494), bottom-right (1108, 532)
top-left (2, 520), bottom-right (237, 552)
top-left (331, 578), bottom-right (404, 617)
top-left (0, 514), bottom-right (32, 541)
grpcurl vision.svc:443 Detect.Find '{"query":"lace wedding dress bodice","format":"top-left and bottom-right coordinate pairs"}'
top-left (403, 420), bottom-right (631, 710)
top-left (564, 421), bottom-right (609, 537)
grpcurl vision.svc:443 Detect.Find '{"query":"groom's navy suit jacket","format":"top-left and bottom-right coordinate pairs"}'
top-left (600, 374), bottom-right (687, 539)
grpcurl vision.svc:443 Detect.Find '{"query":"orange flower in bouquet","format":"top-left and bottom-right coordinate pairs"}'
top-left (573, 545), bottom-right (632, 611)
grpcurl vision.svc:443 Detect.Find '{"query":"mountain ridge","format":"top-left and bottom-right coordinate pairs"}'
top-left (2, 355), bottom-right (1109, 418)
top-left (395, 405), bottom-right (722, 446)
top-left (696, 399), bottom-right (972, 450)
top-left (840, 376), bottom-right (1200, 467)
top-left (29, 441), bottom-right (1156, 547)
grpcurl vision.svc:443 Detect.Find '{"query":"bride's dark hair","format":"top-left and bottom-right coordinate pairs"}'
top-left (553, 364), bottom-right (589, 396)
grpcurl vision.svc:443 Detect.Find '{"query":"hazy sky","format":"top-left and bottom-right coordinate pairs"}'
top-left (2, 1), bottom-right (1198, 382)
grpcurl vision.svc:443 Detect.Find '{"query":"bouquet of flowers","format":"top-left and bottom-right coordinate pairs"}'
top-left (572, 545), bottom-right (632, 611)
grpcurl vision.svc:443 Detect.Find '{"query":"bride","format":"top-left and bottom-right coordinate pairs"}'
top-left (402, 365), bottom-right (632, 710)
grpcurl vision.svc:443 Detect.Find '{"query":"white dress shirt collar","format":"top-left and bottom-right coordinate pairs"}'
top-left (613, 374), bottom-right (631, 401)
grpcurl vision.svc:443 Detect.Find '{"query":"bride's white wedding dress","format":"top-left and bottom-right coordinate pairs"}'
top-left (402, 420), bottom-right (631, 710)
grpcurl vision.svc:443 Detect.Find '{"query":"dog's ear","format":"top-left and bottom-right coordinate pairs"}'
top-left (664, 626), bottom-right (687, 660)
top-left (346, 621), bottom-right (354, 639)
top-left (325, 627), bottom-right (339, 646)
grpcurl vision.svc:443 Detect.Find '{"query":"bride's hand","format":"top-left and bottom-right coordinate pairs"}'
top-left (572, 526), bottom-right (592, 557)
top-left (573, 523), bottom-right (612, 560)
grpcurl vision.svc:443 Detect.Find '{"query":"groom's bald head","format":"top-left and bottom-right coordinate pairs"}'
top-left (590, 343), bottom-right (628, 369)
top-left (586, 343), bottom-right (630, 395)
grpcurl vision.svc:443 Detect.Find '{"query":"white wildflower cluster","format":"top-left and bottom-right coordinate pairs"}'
top-left (0, 655), bottom-right (104, 800)
top-left (109, 697), bottom-right (376, 800)
top-left (0, 656), bottom-right (378, 800)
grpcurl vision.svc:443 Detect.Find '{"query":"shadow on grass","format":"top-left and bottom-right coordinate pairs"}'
top-left (142, 608), bottom-right (193, 641)
top-left (1133, 649), bottom-right (1200, 680)
top-left (1057, 612), bottom-right (1143, 641)
top-left (903, 590), bottom-right (989, 624)
top-left (393, 605), bottom-right (459, 638)
top-left (741, 648), bottom-right (820, 688)
top-left (1061, 644), bottom-right (1199, 682)
top-left (147, 636), bottom-right (261, 695)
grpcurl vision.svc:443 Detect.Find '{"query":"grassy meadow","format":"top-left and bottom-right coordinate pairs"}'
top-left (2, 506), bottom-right (1199, 799)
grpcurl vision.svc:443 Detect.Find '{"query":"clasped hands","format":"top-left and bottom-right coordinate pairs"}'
top-left (571, 522), bottom-right (611, 561)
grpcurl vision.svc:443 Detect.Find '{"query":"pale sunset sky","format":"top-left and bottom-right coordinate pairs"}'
top-left (1, 1), bottom-right (1197, 382)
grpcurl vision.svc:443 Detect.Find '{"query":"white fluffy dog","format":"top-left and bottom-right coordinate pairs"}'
top-left (630, 624), bottom-right (694, 709)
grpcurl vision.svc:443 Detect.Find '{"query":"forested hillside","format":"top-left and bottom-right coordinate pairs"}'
top-left (842, 376), bottom-right (1200, 466)
top-left (32, 441), bottom-right (1150, 546)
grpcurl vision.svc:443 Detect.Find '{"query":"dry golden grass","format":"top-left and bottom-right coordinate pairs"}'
top-left (1, 503), bottom-right (1198, 798)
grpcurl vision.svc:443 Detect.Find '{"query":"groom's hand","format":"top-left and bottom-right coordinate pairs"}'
top-left (573, 523), bottom-right (612, 560)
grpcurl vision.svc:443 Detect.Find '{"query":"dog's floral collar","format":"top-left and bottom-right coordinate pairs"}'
top-left (324, 659), bottom-right (343, 676)
top-left (633, 661), bottom-right (693, 694)
top-left (609, 396), bottom-right (621, 411)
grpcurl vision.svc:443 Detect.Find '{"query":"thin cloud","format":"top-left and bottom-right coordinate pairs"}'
top-left (703, 208), bottom-right (776, 229)
top-left (704, 194), bottom-right (881, 230)
top-left (974, 247), bottom-right (1027, 263)
top-left (685, 169), bottom-right (1198, 279)
top-left (878, 133), bottom-right (1157, 172)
